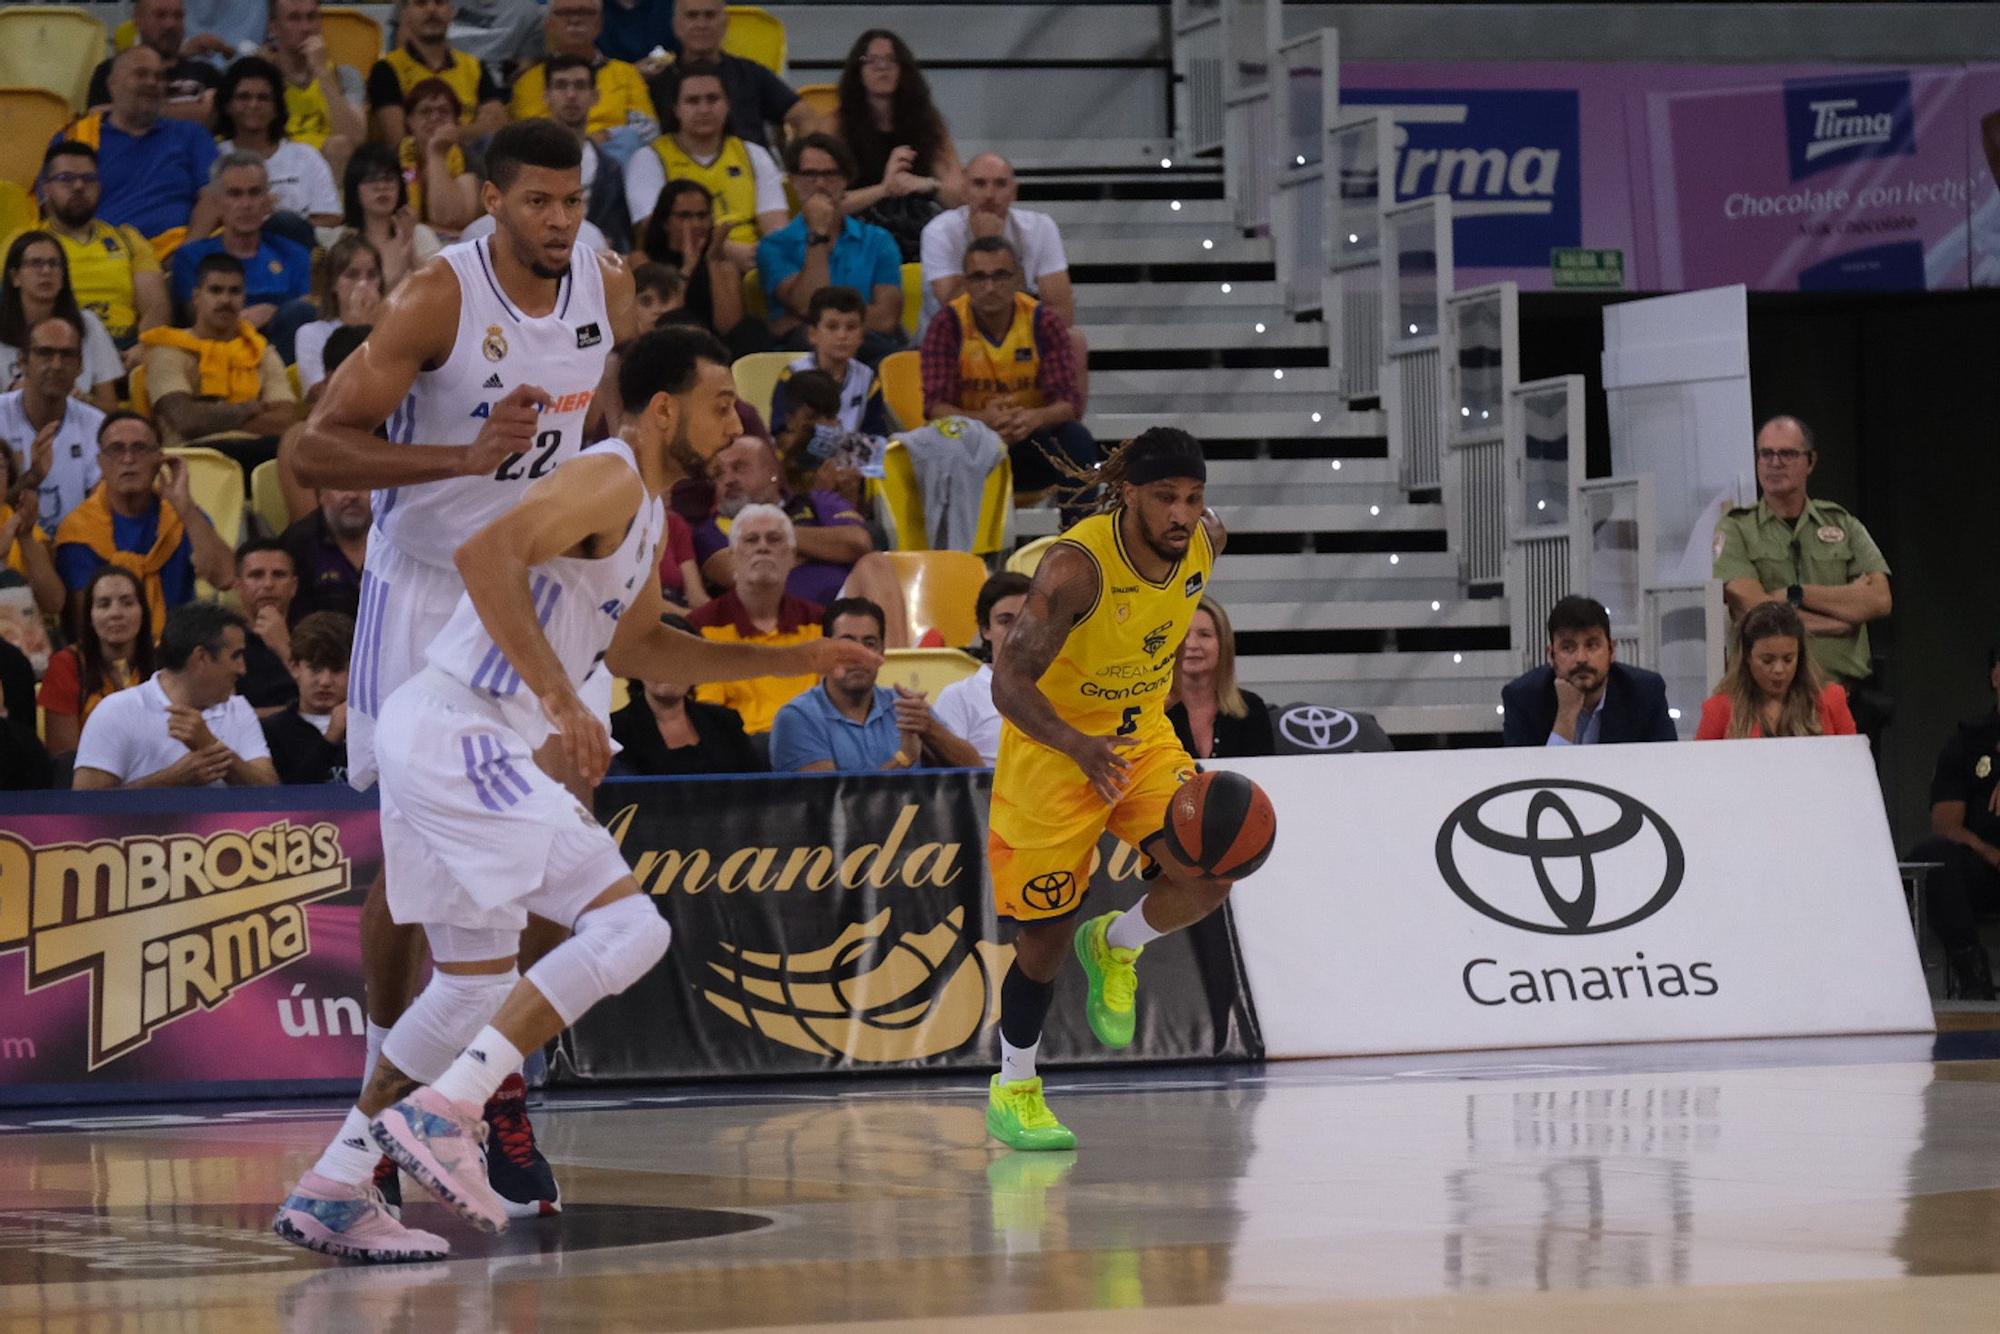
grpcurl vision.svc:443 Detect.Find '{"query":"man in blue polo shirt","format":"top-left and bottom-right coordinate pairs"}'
top-left (58, 47), bottom-right (220, 246)
top-left (169, 152), bottom-right (316, 362)
top-left (772, 597), bottom-right (983, 772)
top-left (759, 134), bottom-right (905, 366)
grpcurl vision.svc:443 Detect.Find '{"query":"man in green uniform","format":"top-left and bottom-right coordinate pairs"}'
top-left (1713, 415), bottom-right (1892, 693)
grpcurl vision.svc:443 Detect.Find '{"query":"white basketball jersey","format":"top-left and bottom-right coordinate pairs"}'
top-left (374, 236), bottom-right (611, 569)
top-left (425, 437), bottom-right (664, 740)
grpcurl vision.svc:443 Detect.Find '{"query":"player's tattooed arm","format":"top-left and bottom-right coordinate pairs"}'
top-left (990, 540), bottom-right (1096, 755)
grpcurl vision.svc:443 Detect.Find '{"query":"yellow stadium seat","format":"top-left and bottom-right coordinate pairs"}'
top-left (741, 266), bottom-right (767, 320)
top-left (0, 8), bottom-right (107, 113)
top-left (321, 8), bottom-right (384, 75)
top-left (1005, 534), bottom-right (1060, 577)
top-left (729, 350), bottom-right (794, 427)
top-left (0, 88), bottom-right (80, 191)
top-left (250, 460), bottom-right (288, 537)
top-left (878, 349), bottom-right (924, 433)
top-left (0, 181), bottom-right (36, 246)
top-left (879, 439), bottom-right (1012, 555)
top-left (880, 647), bottom-right (980, 699)
top-left (795, 82), bottom-right (838, 127)
top-left (900, 262), bottom-right (922, 336)
top-left (723, 6), bottom-right (786, 76)
top-left (126, 361), bottom-right (150, 413)
top-left (165, 446), bottom-right (246, 553)
top-left (878, 549), bottom-right (986, 648)
top-left (114, 19), bottom-right (137, 53)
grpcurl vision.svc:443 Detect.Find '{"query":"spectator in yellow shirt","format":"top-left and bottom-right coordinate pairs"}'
top-left (32, 141), bottom-right (171, 359)
top-left (509, 0), bottom-right (658, 143)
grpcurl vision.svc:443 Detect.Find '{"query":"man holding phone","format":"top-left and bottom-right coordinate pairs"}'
top-left (53, 410), bottom-right (237, 633)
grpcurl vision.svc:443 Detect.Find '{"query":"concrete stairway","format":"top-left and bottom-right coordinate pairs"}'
top-left (1012, 164), bottom-right (1511, 743)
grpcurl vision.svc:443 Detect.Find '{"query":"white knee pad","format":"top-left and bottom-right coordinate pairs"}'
top-left (381, 968), bottom-right (518, 1085)
top-left (524, 895), bottom-right (671, 1026)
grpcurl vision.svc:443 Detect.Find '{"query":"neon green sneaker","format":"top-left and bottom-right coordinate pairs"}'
top-left (1074, 912), bottom-right (1141, 1048)
top-left (987, 1075), bottom-right (1077, 1151)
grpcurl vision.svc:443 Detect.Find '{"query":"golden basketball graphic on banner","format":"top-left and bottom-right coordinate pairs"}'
top-left (701, 908), bottom-right (1012, 1062)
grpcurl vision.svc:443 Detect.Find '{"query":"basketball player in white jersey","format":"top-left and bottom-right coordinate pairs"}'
top-left (277, 327), bottom-right (878, 1262)
top-left (284, 119), bottom-right (637, 1218)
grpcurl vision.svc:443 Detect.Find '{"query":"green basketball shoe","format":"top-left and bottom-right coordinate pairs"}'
top-left (1074, 912), bottom-right (1141, 1048)
top-left (987, 1075), bottom-right (1077, 1151)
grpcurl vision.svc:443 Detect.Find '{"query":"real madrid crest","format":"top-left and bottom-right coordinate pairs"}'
top-left (482, 325), bottom-right (509, 362)
top-left (1817, 525), bottom-right (1844, 544)
top-left (1979, 755), bottom-right (1993, 781)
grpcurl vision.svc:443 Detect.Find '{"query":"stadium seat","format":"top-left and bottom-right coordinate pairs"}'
top-left (0, 8), bottom-right (106, 113)
top-left (321, 8), bottom-right (384, 74)
top-left (0, 181), bottom-right (36, 246)
top-left (0, 88), bottom-right (80, 191)
top-left (878, 350), bottom-right (924, 432)
top-left (723, 6), bottom-right (786, 76)
top-left (250, 460), bottom-right (288, 537)
top-left (286, 362), bottom-right (303, 402)
top-left (878, 439), bottom-right (1012, 555)
top-left (1005, 534), bottom-right (1060, 577)
top-left (165, 446), bottom-right (246, 552)
top-left (900, 262), bottom-right (925, 336)
top-left (126, 361), bottom-right (150, 413)
top-left (113, 19), bottom-right (137, 53)
top-left (877, 549), bottom-right (986, 648)
top-left (795, 82), bottom-right (838, 125)
top-left (741, 267), bottom-right (768, 320)
top-left (880, 647), bottom-right (980, 699)
top-left (730, 350), bottom-right (794, 426)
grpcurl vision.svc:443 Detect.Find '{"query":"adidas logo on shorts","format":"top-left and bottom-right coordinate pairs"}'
top-left (342, 1136), bottom-right (369, 1150)
top-left (483, 373), bottom-right (504, 389)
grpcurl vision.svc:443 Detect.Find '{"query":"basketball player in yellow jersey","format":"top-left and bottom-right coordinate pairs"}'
top-left (986, 427), bottom-right (1231, 1150)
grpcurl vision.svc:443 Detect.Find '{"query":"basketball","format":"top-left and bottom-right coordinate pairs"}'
top-left (1162, 770), bottom-right (1277, 880)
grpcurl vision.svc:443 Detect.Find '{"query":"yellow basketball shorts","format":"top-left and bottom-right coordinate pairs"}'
top-left (988, 732), bottom-right (1197, 923)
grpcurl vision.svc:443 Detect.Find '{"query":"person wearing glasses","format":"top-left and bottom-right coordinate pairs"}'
top-left (1713, 414), bottom-right (1892, 708)
top-left (33, 142), bottom-right (172, 361)
top-left (757, 134), bottom-right (904, 363)
top-left (0, 316), bottom-right (107, 536)
top-left (0, 233), bottom-right (122, 411)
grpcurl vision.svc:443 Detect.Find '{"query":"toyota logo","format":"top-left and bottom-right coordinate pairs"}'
top-left (1278, 705), bottom-right (1359, 751)
top-left (1022, 871), bottom-right (1078, 913)
top-left (1435, 780), bottom-right (1684, 934)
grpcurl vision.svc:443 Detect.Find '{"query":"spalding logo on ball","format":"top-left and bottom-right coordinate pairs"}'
top-left (1162, 770), bottom-right (1277, 880)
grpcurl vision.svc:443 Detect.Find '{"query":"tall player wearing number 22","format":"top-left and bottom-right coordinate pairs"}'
top-left (986, 426), bottom-right (1247, 1150)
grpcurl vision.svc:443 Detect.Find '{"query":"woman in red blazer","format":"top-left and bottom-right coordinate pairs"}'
top-left (1696, 601), bottom-right (1857, 740)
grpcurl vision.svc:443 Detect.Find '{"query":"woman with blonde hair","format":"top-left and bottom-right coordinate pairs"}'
top-left (1695, 601), bottom-right (1856, 739)
top-left (1168, 596), bottom-right (1274, 759)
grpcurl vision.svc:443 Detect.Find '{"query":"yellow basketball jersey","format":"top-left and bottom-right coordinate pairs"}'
top-left (950, 292), bottom-right (1045, 412)
top-left (381, 46), bottom-right (486, 124)
top-left (1026, 510), bottom-right (1214, 740)
top-left (284, 77), bottom-right (335, 148)
top-left (650, 136), bottom-right (759, 244)
top-left (50, 220), bottom-right (156, 343)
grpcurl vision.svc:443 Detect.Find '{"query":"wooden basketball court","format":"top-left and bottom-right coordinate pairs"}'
top-left (4, 1027), bottom-right (1998, 1331)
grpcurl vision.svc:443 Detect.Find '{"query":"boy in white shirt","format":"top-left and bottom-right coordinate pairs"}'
top-left (770, 286), bottom-right (893, 439)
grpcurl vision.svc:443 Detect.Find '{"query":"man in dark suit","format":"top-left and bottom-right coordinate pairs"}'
top-left (1501, 595), bottom-right (1678, 746)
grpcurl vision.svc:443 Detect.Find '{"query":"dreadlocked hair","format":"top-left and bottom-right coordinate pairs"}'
top-left (1033, 426), bottom-right (1206, 514)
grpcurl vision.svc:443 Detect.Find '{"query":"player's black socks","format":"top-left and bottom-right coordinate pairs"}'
top-left (999, 962), bottom-right (1057, 1049)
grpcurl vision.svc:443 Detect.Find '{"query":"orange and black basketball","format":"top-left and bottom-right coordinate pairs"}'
top-left (1162, 770), bottom-right (1277, 880)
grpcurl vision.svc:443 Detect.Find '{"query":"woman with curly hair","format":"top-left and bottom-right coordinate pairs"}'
top-left (834, 29), bottom-right (963, 258)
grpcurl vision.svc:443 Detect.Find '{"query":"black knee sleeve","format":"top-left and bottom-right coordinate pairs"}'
top-left (999, 961), bottom-right (1057, 1049)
